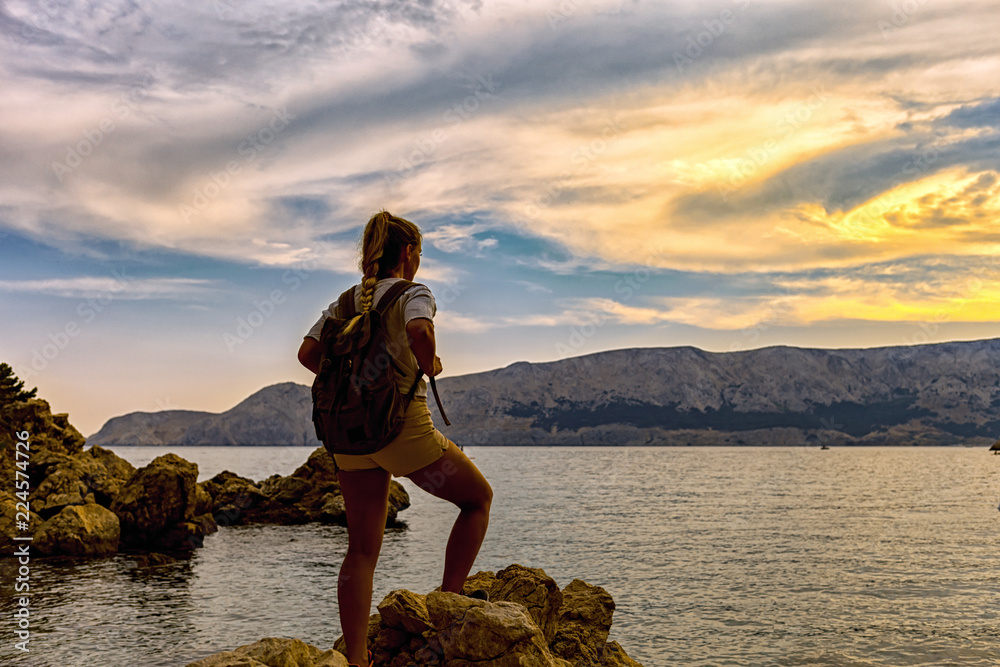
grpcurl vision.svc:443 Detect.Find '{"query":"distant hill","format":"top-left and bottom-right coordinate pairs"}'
top-left (88, 339), bottom-right (1000, 446)
top-left (89, 382), bottom-right (317, 446)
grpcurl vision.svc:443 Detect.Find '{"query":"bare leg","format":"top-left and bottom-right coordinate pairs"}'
top-left (405, 441), bottom-right (493, 593)
top-left (337, 466), bottom-right (391, 665)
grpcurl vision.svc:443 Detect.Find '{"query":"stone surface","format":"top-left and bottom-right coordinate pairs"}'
top-left (550, 579), bottom-right (616, 666)
top-left (318, 492), bottom-right (346, 524)
top-left (491, 564), bottom-right (564, 643)
top-left (377, 590), bottom-right (434, 635)
top-left (601, 641), bottom-right (644, 666)
top-left (185, 637), bottom-right (348, 667)
top-left (202, 470), bottom-right (269, 522)
top-left (26, 444), bottom-right (137, 520)
top-left (326, 567), bottom-right (642, 667)
top-left (34, 503), bottom-right (120, 557)
top-left (461, 570), bottom-right (499, 598)
top-left (29, 461), bottom-right (97, 519)
top-left (195, 482), bottom-right (214, 515)
top-left (1, 399), bottom-right (86, 458)
top-left (80, 444), bottom-right (137, 500)
top-left (198, 450), bottom-right (410, 528)
top-left (110, 453), bottom-right (200, 550)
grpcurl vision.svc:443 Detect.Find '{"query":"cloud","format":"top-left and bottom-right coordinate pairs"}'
top-left (1, 0), bottom-right (998, 282)
top-left (512, 280), bottom-right (552, 294)
top-left (0, 276), bottom-right (219, 300)
top-left (942, 97), bottom-right (1000, 129)
top-left (423, 222), bottom-right (498, 254)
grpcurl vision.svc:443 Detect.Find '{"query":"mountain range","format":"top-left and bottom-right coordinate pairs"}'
top-left (87, 338), bottom-right (1000, 447)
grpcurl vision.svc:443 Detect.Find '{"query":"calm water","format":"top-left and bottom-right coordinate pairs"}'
top-left (2, 446), bottom-right (998, 667)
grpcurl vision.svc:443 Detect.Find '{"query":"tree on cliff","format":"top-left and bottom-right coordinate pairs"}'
top-left (0, 363), bottom-right (37, 406)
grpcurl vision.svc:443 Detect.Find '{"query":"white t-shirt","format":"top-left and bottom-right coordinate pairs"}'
top-left (305, 278), bottom-right (436, 399)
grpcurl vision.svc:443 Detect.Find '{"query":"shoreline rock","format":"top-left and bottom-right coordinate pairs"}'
top-left (1, 396), bottom-right (409, 559)
top-left (186, 564), bottom-right (644, 667)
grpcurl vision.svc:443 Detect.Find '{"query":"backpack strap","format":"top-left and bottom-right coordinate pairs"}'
top-left (367, 279), bottom-right (452, 425)
top-left (374, 279), bottom-right (421, 316)
top-left (337, 286), bottom-right (357, 319)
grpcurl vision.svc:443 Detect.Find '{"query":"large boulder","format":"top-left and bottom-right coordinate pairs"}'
top-left (423, 591), bottom-right (569, 666)
top-left (340, 589), bottom-right (570, 667)
top-left (202, 567), bottom-right (645, 667)
top-left (290, 447), bottom-right (341, 492)
top-left (490, 564), bottom-right (564, 643)
top-left (201, 470), bottom-right (269, 526)
top-left (27, 444), bottom-right (136, 519)
top-left (550, 579), bottom-right (616, 666)
top-left (185, 637), bottom-right (347, 667)
top-left (79, 444), bottom-right (137, 499)
top-left (34, 503), bottom-right (120, 557)
top-left (29, 460), bottom-right (99, 519)
top-left (110, 453), bottom-right (208, 551)
top-left (0, 399), bottom-right (86, 461)
top-left (26, 448), bottom-right (74, 486)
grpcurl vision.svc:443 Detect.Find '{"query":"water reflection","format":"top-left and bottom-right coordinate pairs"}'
top-left (1, 447), bottom-right (998, 667)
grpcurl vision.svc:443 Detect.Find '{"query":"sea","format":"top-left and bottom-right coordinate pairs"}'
top-left (1, 446), bottom-right (998, 667)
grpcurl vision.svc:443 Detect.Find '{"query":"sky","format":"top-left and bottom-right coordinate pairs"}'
top-left (1, 0), bottom-right (999, 436)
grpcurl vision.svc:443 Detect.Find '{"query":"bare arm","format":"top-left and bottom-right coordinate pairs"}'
top-left (297, 337), bottom-right (321, 374)
top-left (405, 318), bottom-right (442, 377)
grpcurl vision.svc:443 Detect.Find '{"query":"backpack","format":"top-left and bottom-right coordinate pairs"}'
top-left (311, 279), bottom-right (450, 457)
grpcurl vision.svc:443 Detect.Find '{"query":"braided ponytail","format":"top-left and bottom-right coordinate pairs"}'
top-left (357, 210), bottom-right (422, 313)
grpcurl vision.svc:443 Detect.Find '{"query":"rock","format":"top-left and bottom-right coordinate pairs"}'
top-left (29, 461), bottom-right (98, 519)
top-left (201, 470), bottom-right (268, 527)
top-left (110, 453), bottom-right (199, 550)
top-left (332, 614), bottom-right (382, 659)
top-left (26, 448), bottom-right (74, 485)
top-left (461, 570), bottom-right (499, 598)
top-left (80, 444), bottom-right (137, 498)
top-left (386, 482), bottom-right (410, 526)
top-left (491, 564), bottom-right (564, 643)
top-left (195, 482), bottom-right (214, 515)
top-left (378, 590), bottom-right (434, 635)
top-left (157, 513), bottom-right (219, 551)
top-left (550, 579), bottom-right (616, 666)
top-left (290, 447), bottom-right (340, 492)
top-left (241, 568), bottom-right (644, 667)
top-left (416, 591), bottom-right (569, 666)
top-left (34, 503), bottom-right (120, 557)
top-left (244, 474), bottom-right (316, 525)
top-left (213, 447), bottom-right (411, 528)
top-left (601, 641), bottom-right (643, 666)
top-left (185, 637), bottom-right (347, 667)
top-left (318, 493), bottom-right (346, 524)
top-left (260, 475), bottom-right (313, 505)
top-left (0, 491), bottom-right (44, 554)
top-left (1, 399), bottom-right (86, 458)
top-left (28, 444), bottom-right (137, 518)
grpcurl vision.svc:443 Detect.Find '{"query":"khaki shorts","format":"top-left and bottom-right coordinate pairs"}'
top-left (333, 397), bottom-right (452, 477)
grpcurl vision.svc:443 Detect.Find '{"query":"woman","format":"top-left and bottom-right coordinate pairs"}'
top-left (297, 211), bottom-right (493, 667)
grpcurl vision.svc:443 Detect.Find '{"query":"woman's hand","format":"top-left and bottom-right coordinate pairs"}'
top-left (432, 355), bottom-right (443, 377)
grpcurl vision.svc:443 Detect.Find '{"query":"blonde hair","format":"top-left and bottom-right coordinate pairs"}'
top-left (357, 210), bottom-right (422, 313)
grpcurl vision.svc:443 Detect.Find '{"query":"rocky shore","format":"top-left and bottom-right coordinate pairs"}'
top-left (0, 397), bottom-right (408, 558)
top-left (186, 564), bottom-right (644, 667)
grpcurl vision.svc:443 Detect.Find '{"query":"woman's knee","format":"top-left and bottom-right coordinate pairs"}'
top-left (460, 479), bottom-right (493, 513)
top-left (345, 540), bottom-right (382, 564)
